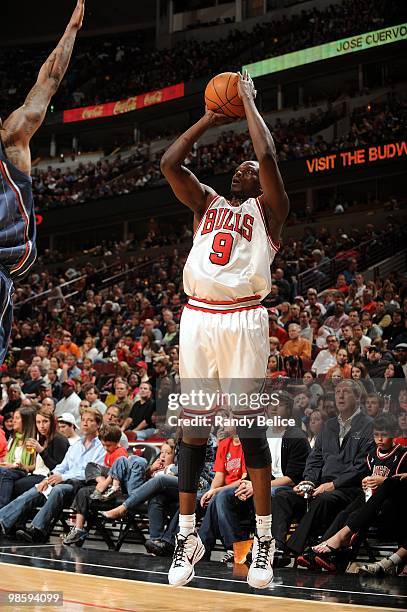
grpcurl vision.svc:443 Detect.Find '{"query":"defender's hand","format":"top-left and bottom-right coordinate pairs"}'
top-left (237, 70), bottom-right (257, 102)
top-left (68, 0), bottom-right (85, 31)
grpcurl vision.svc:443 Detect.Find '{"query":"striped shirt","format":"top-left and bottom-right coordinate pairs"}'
top-left (0, 138), bottom-right (37, 278)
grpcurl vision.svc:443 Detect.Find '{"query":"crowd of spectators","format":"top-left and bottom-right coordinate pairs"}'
top-left (0, 213), bottom-right (405, 568)
top-left (31, 96), bottom-right (407, 210)
top-left (0, 0), bottom-right (403, 116)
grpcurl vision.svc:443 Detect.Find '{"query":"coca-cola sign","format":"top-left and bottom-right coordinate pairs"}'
top-left (63, 83), bottom-right (184, 124)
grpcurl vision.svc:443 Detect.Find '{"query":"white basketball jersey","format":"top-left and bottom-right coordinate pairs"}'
top-left (183, 194), bottom-right (279, 302)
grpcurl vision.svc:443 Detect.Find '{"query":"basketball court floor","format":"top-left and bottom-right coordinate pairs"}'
top-left (0, 538), bottom-right (405, 611)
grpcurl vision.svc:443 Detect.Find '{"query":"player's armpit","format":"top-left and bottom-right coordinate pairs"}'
top-left (258, 192), bottom-right (288, 248)
top-left (258, 158), bottom-right (289, 241)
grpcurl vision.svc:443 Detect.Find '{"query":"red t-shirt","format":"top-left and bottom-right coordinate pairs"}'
top-left (394, 437), bottom-right (407, 447)
top-left (214, 437), bottom-right (247, 485)
top-left (104, 446), bottom-right (128, 467)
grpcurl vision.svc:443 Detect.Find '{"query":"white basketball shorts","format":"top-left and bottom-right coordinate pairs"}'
top-left (179, 298), bottom-right (269, 417)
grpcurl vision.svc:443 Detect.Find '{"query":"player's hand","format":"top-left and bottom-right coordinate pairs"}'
top-left (204, 108), bottom-right (234, 127)
top-left (68, 0), bottom-right (85, 31)
top-left (237, 70), bottom-right (257, 102)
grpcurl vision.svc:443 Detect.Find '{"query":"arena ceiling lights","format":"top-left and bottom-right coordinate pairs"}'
top-left (243, 23), bottom-right (407, 78)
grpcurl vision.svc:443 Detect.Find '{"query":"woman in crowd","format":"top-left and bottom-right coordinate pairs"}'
top-left (307, 409), bottom-right (326, 448)
top-left (351, 362), bottom-right (375, 394)
top-left (140, 330), bottom-right (160, 365)
top-left (95, 337), bottom-right (115, 363)
top-left (347, 338), bottom-right (361, 364)
top-left (266, 355), bottom-right (286, 379)
top-left (309, 317), bottom-right (323, 347)
top-left (161, 321), bottom-right (179, 348)
top-left (0, 406), bottom-right (37, 508)
top-left (302, 371), bottom-right (324, 406)
top-left (80, 337), bottom-right (99, 362)
top-left (278, 302), bottom-right (292, 328)
top-left (398, 388), bottom-right (407, 414)
top-left (80, 357), bottom-right (97, 385)
top-left (394, 412), bottom-right (407, 446)
top-left (1, 412), bottom-right (14, 441)
top-left (13, 407), bottom-right (69, 496)
top-left (377, 363), bottom-right (405, 411)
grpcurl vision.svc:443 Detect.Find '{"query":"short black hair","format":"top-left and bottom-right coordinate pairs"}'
top-left (373, 414), bottom-right (398, 437)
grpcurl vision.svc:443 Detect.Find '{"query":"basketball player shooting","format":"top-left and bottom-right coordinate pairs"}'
top-left (0, 0), bottom-right (85, 364)
top-left (161, 70), bottom-right (289, 588)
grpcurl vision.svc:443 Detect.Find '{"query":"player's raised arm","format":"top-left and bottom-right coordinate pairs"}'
top-left (160, 111), bottom-right (229, 218)
top-left (237, 70), bottom-right (289, 243)
top-left (1, 0), bottom-right (85, 174)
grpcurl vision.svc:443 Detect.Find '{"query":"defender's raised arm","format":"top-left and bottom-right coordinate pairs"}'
top-left (1, 0), bottom-right (85, 174)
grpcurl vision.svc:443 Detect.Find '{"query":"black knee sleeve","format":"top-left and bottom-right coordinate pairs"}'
top-left (238, 427), bottom-right (271, 469)
top-left (178, 441), bottom-right (207, 493)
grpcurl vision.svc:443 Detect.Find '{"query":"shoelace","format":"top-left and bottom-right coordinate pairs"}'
top-left (221, 550), bottom-right (234, 563)
top-left (253, 538), bottom-right (273, 569)
top-left (173, 534), bottom-right (190, 568)
top-left (66, 527), bottom-right (78, 539)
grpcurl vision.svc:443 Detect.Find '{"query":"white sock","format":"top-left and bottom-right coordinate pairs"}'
top-left (389, 553), bottom-right (402, 565)
top-left (256, 514), bottom-right (272, 540)
top-left (179, 513), bottom-right (195, 537)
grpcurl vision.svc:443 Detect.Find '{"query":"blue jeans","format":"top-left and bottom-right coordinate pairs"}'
top-left (109, 456), bottom-right (147, 494)
top-left (0, 486), bottom-right (44, 531)
top-left (199, 486), bottom-right (250, 552)
top-left (0, 467), bottom-right (26, 508)
top-left (124, 474), bottom-right (178, 513)
top-left (31, 483), bottom-right (78, 534)
top-left (198, 485), bottom-right (292, 552)
top-left (146, 477), bottom-right (179, 539)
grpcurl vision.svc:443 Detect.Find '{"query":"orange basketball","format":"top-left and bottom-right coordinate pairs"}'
top-left (204, 72), bottom-right (245, 119)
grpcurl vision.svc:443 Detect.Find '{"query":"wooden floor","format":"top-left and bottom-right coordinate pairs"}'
top-left (0, 563), bottom-right (402, 612)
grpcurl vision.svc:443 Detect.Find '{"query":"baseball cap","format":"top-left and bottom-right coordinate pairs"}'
top-left (57, 413), bottom-right (77, 428)
top-left (39, 382), bottom-right (52, 389)
top-left (395, 343), bottom-right (407, 350)
top-left (368, 345), bottom-right (381, 353)
top-left (135, 361), bottom-right (148, 370)
top-left (62, 379), bottom-right (76, 387)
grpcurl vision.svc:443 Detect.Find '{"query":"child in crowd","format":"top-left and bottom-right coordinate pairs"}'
top-left (62, 425), bottom-right (128, 546)
top-left (300, 414), bottom-right (407, 571)
top-left (89, 425), bottom-right (128, 501)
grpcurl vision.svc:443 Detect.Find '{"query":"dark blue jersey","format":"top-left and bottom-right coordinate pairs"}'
top-left (0, 138), bottom-right (37, 278)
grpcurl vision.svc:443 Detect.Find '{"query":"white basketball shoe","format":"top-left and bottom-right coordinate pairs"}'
top-left (247, 535), bottom-right (275, 589)
top-left (168, 532), bottom-right (206, 587)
